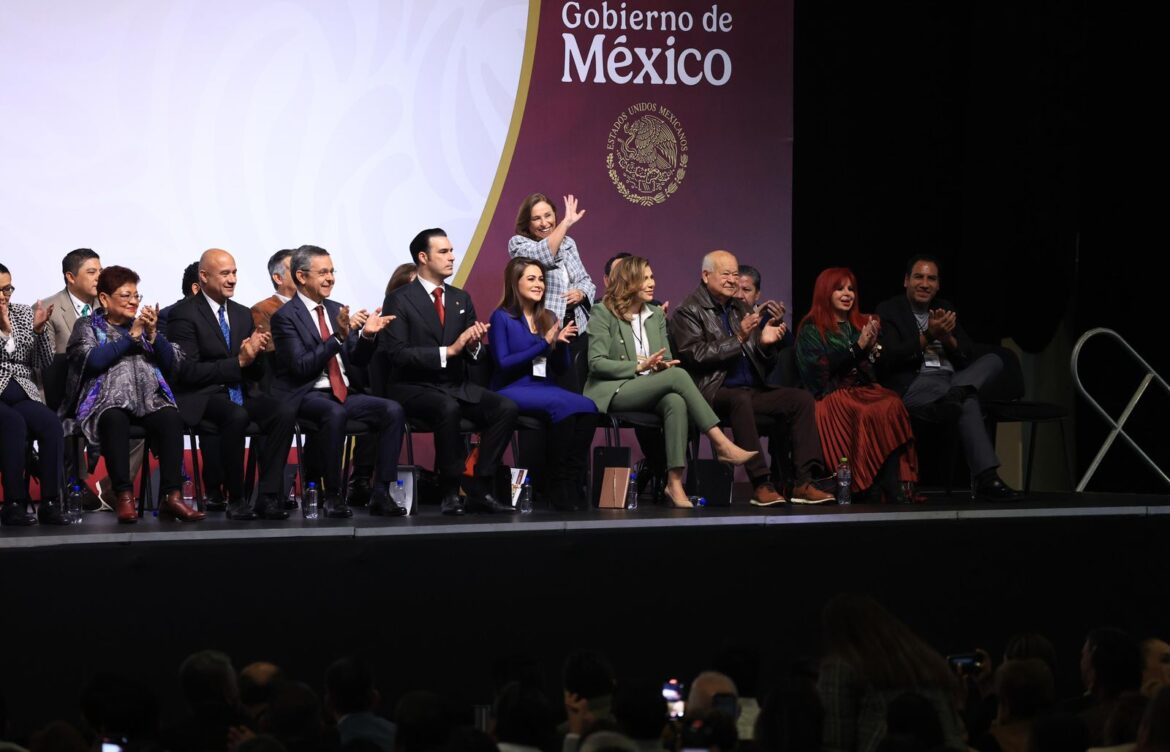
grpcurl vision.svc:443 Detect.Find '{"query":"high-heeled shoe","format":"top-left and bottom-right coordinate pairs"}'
top-left (159, 490), bottom-right (206, 522)
top-left (664, 490), bottom-right (695, 509)
top-left (714, 443), bottom-right (758, 466)
top-left (115, 490), bottom-right (138, 524)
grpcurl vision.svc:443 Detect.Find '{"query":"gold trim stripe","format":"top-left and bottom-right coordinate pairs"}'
top-left (454, 0), bottom-right (542, 287)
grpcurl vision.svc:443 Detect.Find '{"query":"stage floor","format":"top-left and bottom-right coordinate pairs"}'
top-left (4, 490), bottom-right (1168, 549)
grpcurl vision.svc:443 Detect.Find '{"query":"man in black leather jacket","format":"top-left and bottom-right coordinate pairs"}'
top-left (670, 251), bottom-right (832, 505)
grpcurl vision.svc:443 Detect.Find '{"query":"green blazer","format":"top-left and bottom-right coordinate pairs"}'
top-left (583, 302), bottom-right (672, 413)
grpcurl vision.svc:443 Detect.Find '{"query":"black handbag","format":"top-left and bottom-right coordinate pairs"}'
top-left (684, 459), bottom-right (734, 507)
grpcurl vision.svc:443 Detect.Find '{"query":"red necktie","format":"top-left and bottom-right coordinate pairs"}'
top-left (432, 287), bottom-right (445, 326)
top-left (315, 305), bottom-right (347, 403)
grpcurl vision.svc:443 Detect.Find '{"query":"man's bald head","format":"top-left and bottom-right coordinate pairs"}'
top-left (686, 671), bottom-right (738, 713)
top-left (199, 248), bottom-right (238, 303)
top-left (701, 251), bottom-right (741, 303)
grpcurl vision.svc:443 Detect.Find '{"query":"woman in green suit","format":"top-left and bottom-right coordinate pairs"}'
top-left (584, 256), bottom-right (756, 507)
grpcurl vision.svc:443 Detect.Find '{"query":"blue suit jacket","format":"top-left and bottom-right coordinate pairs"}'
top-left (269, 295), bottom-right (375, 401)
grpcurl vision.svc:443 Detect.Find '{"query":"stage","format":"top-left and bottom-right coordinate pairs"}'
top-left (3, 490), bottom-right (1168, 737)
top-left (2, 489), bottom-right (1167, 549)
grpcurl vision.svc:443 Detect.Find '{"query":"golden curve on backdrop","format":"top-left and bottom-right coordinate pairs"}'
top-left (454, 0), bottom-right (542, 287)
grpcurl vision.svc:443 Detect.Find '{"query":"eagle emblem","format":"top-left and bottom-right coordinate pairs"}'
top-left (606, 103), bottom-right (689, 207)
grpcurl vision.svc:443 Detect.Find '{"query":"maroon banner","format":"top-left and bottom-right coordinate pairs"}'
top-left (458, 0), bottom-right (794, 318)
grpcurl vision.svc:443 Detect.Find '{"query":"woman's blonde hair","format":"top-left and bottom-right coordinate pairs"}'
top-left (602, 255), bottom-right (650, 321)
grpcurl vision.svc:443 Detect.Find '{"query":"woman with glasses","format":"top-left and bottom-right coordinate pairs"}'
top-left (61, 266), bottom-right (204, 523)
top-left (0, 264), bottom-right (68, 526)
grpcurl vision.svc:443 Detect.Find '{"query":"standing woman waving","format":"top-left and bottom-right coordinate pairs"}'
top-left (508, 193), bottom-right (596, 345)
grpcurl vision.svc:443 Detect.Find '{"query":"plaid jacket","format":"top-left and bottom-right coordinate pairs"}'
top-left (507, 234), bottom-right (596, 332)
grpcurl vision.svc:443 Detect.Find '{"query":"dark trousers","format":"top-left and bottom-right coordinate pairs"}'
top-left (401, 390), bottom-right (518, 492)
top-left (199, 393), bottom-right (298, 498)
top-left (97, 407), bottom-right (184, 494)
top-left (0, 381), bottom-right (64, 501)
top-left (712, 385), bottom-right (825, 485)
top-left (298, 391), bottom-right (405, 496)
top-left (548, 413), bottom-right (596, 485)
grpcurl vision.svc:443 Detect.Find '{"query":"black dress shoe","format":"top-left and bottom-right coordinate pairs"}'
top-left (204, 493), bottom-right (228, 512)
top-left (1, 501), bottom-right (38, 527)
top-left (369, 488), bottom-right (408, 517)
top-left (346, 475), bottom-right (372, 507)
top-left (323, 496), bottom-right (354, 519)
top-left (226, 498), bottom-right (258, 521)
top-left (973, 475), bottom-right (1022, 501)
top-left (440, 494), bottom-right (466, 516)
top-left (37, 499), bottom-right (72, 526)
top-left (254, 494), bottom-right (290, 520)
top-left (468, 493), bottom-right (517, 514)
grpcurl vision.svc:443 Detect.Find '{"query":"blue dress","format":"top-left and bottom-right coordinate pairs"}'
top-left (489, 308), bottom-right (597, 423)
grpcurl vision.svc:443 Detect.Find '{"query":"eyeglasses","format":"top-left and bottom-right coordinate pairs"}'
top-left (0, 286), bottom-right (14, 296)
top-left (109, 292), bottom-right (143, 302)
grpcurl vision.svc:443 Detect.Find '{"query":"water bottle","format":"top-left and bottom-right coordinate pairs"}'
top-left (625, 471), bottom-right (638, 510)
top-left (518, 478), bottom-right (534, 514)
top-left (67, 483), bottom-right (84, 523)
top-left (302, 481), bottom-right (319, 519)
top-left (836, 457), bottom-right (852, 505)
top-left (392, 479), bottom-right (407, 513)
top-left (181, 471), bottom-right (196, 503)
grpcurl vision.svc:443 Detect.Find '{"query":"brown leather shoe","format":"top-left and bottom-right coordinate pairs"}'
top-left (790, 482), bottom-right (835, 505)
top-left (749, 482), bottom-right (787, 507)
top-left (115, 490), bottom-right (138, 523)
top-left (159, 490), bottom-right (207, 522)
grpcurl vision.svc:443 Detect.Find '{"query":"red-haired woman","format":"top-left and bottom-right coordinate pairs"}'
top-left (795, 268), bottom-right (916, 502)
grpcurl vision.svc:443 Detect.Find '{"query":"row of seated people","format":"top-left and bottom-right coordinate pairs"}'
top-left (0, 195), bottom-right (1019, 528)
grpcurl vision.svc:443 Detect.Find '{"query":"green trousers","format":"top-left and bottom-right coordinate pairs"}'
top-left (608, 368), bottom-right (719, 469)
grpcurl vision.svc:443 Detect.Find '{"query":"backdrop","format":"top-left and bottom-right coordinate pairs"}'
top-left (2, 0), bottom-right (793, 319)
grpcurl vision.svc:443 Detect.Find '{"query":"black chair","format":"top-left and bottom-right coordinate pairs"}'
top-left (41, 354), bottom-right (155, 516)
top-left (292, 416), bottom-right (375, 502)
top-left (185, 419), bottom-right (268, 510)
top-left (981, 347), bottom-right (1072, 493)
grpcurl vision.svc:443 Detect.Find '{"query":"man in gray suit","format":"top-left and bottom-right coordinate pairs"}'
top-left (42, 248), bottom-right (101, 354)
top-left (41, 248), bottom-right (143, 508)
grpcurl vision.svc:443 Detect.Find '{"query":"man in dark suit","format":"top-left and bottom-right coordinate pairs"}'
top-left (160, 259), bottom-right (232, 508)
top-left (379, 228), bottom-right (518, 515)
top-left (875, 255), bottom-right (1019, 500)
top-left (270, 245), bottom-right (405, 518)
top-left (168, 249), bottom-right (299, 520)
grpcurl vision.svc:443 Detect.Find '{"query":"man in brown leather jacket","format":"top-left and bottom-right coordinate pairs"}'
top-left (670, 251), bottom-right (832, 505)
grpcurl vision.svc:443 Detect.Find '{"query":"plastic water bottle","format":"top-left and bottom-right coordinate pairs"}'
top-left (67, 483), bottom-right (84, 523)
top-left (836, 457), bottom-right (852, 505)
top-left (392, 479), bottom-right (407, 513)
top-left (181, 471), bottom-right (196, 503)
top-left (518, 478), bottom-right (534, 514)
top-left (302, 481), bottom-right (319, 519)
top-left (626, 472), bottom-right (639, 510)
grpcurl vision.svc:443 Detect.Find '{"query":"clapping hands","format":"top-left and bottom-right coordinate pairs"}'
top-left (32, 300), bottom-right (55, 334)
top-left (857, 316), bottom-right (881, 351)
top-left (637, 347), bottom-right (680, 373)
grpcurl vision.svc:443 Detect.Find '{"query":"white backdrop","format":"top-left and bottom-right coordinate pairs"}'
top-left (0, 0), bottom-right (526, 307)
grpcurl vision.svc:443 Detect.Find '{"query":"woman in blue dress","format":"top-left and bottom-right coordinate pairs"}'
top-left (490, 257), bottom-right (597, 511)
